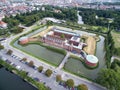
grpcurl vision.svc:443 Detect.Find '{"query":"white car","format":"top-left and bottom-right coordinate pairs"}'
top-left (16, 66), bottom-right (21, 70)
top-left (1, 57), bottom-right (7, 61)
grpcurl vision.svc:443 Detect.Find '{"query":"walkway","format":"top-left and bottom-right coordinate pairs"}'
top-left (57, 52), bottom-right (70, 69)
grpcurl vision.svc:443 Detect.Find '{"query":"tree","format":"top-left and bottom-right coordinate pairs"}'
top-left (0, 44), bottom-right (4, 50)
top-left (28, 61), bottom-right (34, 67)
top-left (22, 58), bottom-right (27, 62)
top-left (38, 66), bottom-right (43, 73)
top-left (20, 71), bottom-right (27, 79)
top-left (96, 69), bottom-right (120, 90)
top-left (6, 49), bottom-right (13, 55)
top-left (77, 84), bottom-right (88, 90)
top-left (66, 79), bottom-right (74, 87)
top-left (37, 83), bottom-right (48, 90)
top-left (61, 34), bottom-right (65, 39)
top-left (45, 69), bottom-right (52, 77)
top-left (10, 26), bottom-right (23, 34)
top-left (46, 21), bottom-right (53, 26)
top-left (56, 75), bottom-right (62, 82)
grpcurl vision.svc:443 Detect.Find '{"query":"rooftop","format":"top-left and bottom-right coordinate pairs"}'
top-left (54, 29), bottom-right (79, 36)
top-left (19, 36), bottom-right (28, 41)
top-left (0, 21), bottom-right (7, 25)
top-left (71, 36), bottom-right (80, 42)
top-left (86, 55), bottom-right (98, 63)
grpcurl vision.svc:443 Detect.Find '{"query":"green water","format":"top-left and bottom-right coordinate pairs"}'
top-left (64, 36), bottom-right (106, 80)
top-left (14, 41), bottom-right (64, 66)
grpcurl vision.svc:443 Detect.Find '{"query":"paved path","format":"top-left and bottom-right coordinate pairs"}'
top-left (57, 52), bottom-right (70, 69)
top-left (0, 25), bottom-right (107, 90)
top-left (111, 56), bottom-right (120, 63)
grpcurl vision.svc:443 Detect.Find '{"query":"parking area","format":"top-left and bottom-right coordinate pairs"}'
top-left (0, 50), bottom-right (68, 90)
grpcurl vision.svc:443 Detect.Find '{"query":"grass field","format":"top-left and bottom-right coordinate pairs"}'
top-left (111, 31), bottom-right (120, 48)
top-left (83, 35), bottom-right (96, 55)
top-left (64, 57), bottom-right (103, 80)
top-left (62, 22), bottom-right (109, 33)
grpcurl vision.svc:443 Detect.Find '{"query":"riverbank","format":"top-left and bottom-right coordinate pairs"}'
top-left (0, 67), bottom-right (38, 90)
top-left (0, 60), bottom-right (48, 90)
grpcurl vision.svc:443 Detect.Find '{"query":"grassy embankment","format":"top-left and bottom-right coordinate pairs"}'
top-left (63, 55), bottom-right (95, 81)
top-left (111, 31), bottom-right (120, 56)
top-left (55, 22), bottom-right (108, 34)
top-left (0, 60), bottom-right (48, 90)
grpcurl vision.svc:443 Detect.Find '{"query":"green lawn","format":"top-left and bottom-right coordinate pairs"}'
top-left (56, 22), bottom-right (108, 33)
top-left (111, 31), bottom-right (120, 48)
top-left (64, 56), bottom-right (106, 80)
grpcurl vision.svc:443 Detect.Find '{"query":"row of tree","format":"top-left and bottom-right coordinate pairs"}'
top-left (2, 50), bottom-right (49, 90)
top-left (3, 6), bottom-right (77, 28)
top-left (1, 6), bottom-right (77, 35)
top-left (96, 30), bottom-right (120, 90)
top-left (104, 31), bottom-right (115, 68)
top-left (78, 8), bottom-right (120, 30)
top-left (96, 59), bottom-right (120, 90)
top-left (56, 74), bottom-right (88, 90)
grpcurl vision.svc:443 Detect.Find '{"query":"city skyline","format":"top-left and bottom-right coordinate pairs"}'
top-left (75, 0), bottom-right (120, 3)
top-left (2, 0), bottom-right (120, 3)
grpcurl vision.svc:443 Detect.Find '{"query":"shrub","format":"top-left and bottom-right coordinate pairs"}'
top-left (38, 66), bottom-right (43, 72)
top-left (6, 49), bottom-right (13, 55)
top-left (77, 84), bottom-right (88, 90)
top-left (66, 79), bottom-right (74, 87)
top-left (28, 61), bottom-right (34, 67)
top-left (45, 69), bottom-right (52, 77)
top-left (0, 44), bottom-right (4, 50)
top-left (22, 58), bottom-right (27, 62)
top-left (56, 75), bottom-right (62, 82)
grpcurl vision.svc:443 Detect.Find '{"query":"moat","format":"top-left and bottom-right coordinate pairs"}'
top-left (13, 26), bottom-right (106, 80)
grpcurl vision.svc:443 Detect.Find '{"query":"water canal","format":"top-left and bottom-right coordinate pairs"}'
top-left (13, 26), bottom-right (106, 80)
top-left (0, 67), bottom-right (37, 90)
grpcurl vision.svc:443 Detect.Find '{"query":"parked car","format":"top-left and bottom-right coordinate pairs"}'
top-left (6, 60), bottom-right (11, 64)
top-left (33, 77), bottom-right (39, 82)
top-left (16, 66), bottom-right (21, 70)
top-left (12, 64), bottom-right (17, 67)
top-left (33, 66), bottom-right (38, 70)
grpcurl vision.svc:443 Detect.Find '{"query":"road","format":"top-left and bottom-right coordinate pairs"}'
top-left (0, 24), bottom-right (107, 90)
top-left (111, 56), bottom-right (120, 63)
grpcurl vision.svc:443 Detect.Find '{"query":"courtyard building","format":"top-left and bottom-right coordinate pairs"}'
top-left (41, 28), bottom-right (87, 54)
